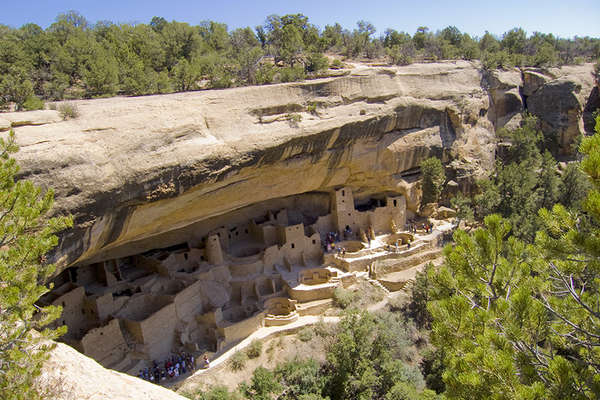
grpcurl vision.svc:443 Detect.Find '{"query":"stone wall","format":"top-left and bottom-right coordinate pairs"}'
top-left (174, 280), bottom-right (204, 323)
top-left (217, 311), bottom-right (265, 347)
top-left (52, 286), bottom-right (89, 340)
top-left (78, 319), bottom-right (126, 366)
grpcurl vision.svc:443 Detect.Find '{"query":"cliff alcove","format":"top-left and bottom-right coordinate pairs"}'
top-left (5, 61), bottom-right (597, 384)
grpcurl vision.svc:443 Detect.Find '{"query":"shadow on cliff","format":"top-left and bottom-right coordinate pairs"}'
top-left (583, 86), bottom-right (599, 133)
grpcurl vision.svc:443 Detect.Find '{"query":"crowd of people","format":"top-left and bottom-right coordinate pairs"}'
top-left (138, 352), bottom-right (197, 384)
top-left (406, 220), bottom-right (433, 234)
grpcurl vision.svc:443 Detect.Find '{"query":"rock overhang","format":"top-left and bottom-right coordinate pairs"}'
top-left (4, 61), bottom-right (596, 273)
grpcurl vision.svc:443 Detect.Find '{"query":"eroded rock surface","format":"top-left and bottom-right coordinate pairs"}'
top-left (525, 65), bottom-right (597, 152)
top-left (39, 341), bottom-right (187, 400)
top-left (6, 61), bottom-right (596, 271)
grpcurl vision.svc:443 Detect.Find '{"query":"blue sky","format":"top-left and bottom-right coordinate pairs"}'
top-left (1, 0), bottom-right (599, 38)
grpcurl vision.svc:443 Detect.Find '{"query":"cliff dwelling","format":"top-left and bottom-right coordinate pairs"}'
top-left (39, 186), bottom-right (446, 376)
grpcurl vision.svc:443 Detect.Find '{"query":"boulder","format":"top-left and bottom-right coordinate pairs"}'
top-left (434, 206), bottom-right (457, 219)
top-left (522, 68), bottom-right (551, 97)
top-left (420, 203), bottom-right (438, 217)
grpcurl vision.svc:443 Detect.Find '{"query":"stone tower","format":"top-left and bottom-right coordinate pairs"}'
top-left (206, 234), bottom-right (224, 265)
top-left (331, 187), bottom-right (356, 234)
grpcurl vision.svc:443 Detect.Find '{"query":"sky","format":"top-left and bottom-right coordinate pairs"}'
top-left (1, 0), bottom-right (599, 39)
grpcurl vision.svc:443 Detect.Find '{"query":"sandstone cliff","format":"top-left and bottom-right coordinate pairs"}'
top-left (3, 61), bottom-right (596, 272)
top-left (38, 341), bottom-right (187, 400)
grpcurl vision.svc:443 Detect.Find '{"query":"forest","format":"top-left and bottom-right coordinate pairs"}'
top-left (1, 11), bottom-right (599, 110)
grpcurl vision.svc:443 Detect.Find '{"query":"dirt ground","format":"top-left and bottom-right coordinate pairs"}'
top-left (176, 325), bottom-right (332, 397)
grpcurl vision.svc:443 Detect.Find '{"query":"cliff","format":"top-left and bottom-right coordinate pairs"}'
top-left (2, 61), bottom-right (597, 273)
top-left (38, 341), bottom-right (187, 400)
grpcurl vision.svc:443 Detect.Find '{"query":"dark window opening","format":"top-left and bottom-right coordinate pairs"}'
top-left (393, 199), bottom-right (397, 207)
top-left (68, 267), bottom-right (78, 283)
top-left (114, 288), bottom-right (133, 297)
top-left (291, 243), bottom-right (295, 249)
top-left (228, 234), bottom-right (231, 239)
top-left (184, 253), bottom-right (188, 260)
top-left (342, 190), bottom-right (345, 196)
top-left (245, 229), bottom-right (249, 234)
top-left (312, 240), bottom-right (316, 245)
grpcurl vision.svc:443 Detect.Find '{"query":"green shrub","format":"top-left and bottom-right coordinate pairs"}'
top-left (279, 65), bottom-right (305, 82)
top-left (229, 350), bottom-right (247, 371)
top-left (297, 327), bottom-right (314, 342)
top-left (305, 52), bottom-right (329, 73)
top-left (384, 381), bottom-right (419, 400)
top-left (306, 102), bottom-right (318, 115)
top-left (386, 45), bottom-right (413, 66)
top-left (274, 358), bottom-right (325, 398)
top-left (240, 367), bottom-right (281, 400)
top-left (22, 96), bottom-right (44, 111)
top-left (255, 63), bottom-right (276, 85)
top-left (330, 59), bottom-right (343, 69)
top-left (313, 319), bottom-right (336, 337)
top-left (58, 103), bottom-right (79, 120)
top-left (188, 385), bottom-right (241, 400)
top-left (333, 287), bottom-right (356, 309)
top-left (246, 339), bottom-right (263, 359)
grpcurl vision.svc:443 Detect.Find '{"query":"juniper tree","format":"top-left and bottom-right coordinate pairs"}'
top-left (0, 130), bottom-right (71, 399)
top-left (420, 157), bottom-right (445, 206)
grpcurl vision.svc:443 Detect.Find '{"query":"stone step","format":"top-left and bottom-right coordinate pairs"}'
top-left (366, 278), bottom-right (390, 295)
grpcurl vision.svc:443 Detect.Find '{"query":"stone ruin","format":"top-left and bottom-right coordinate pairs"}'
top-left (41, 186), bottom-right (444, 376)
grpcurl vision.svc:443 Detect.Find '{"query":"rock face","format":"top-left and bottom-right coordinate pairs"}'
top-left (524, 65), bottom-right (597, 152)
top-left (5, 61), bottom-right (596, 272)
top-left (38, 341), bottom-right (187, 400)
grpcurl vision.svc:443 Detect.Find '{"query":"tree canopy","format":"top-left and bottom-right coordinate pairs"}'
top-left (0, 11), bottom-right (598, 108)
top-left (427, 117), bottom-right (600, 399)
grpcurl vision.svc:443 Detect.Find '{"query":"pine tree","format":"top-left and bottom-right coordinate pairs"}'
top-left (0, 130), bottom-right (72, 399)
top-left (534, 118), bottom-right (600, 397)
top-left (559, 162), bottom-right (591, 209)
top-left (428, 117), bottom-right (600, 399)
